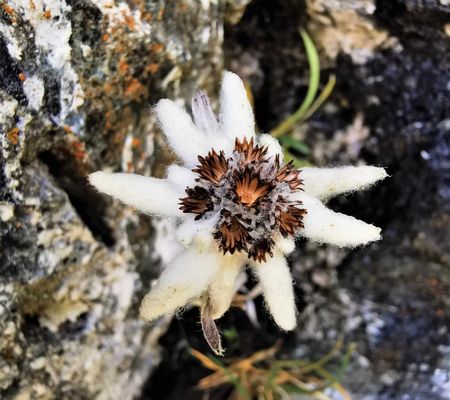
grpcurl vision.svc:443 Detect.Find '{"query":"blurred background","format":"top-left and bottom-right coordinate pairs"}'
top-left (1, 0), bottom-right (449, 399)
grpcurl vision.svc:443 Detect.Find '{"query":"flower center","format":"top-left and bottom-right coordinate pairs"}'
top-left (180, 137), bottom-right (306, 262)
top-left (235, 171), bottom-right (270, 206)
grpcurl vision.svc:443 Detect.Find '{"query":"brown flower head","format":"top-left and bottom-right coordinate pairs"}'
top-left (180, 138), bottom-right (306, 261)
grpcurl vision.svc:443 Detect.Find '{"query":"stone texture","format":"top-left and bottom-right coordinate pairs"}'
top-left (2, 0), bottom-right (450, 399)
top-left (224, 0), bottom-right (450, 399)
top-left (1, 0), bottom-right (224, 398)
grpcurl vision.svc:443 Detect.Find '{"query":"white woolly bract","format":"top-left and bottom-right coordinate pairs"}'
top-left (88, 172), bottom-right (183, 217)
top-left (156, 99), bottom-right (211, 166)
top-left (274, 235), bottom-right (296, 255)
top-left (87, 70), bottom-right (389, 349)
top-left (176, 214), bottom-right (219, 250)
top-left (219, 71), bottom-right (255, 142)
top-left (207, 257), bottom-right (244, 320)
top-left (301, 166), bottom-right (388, 200)
top-left (258, 134), bottom-right (284, 160)
top-left (295, 192), bottom-right (381, 247)
top-left (166, 165), bottom-right (197, 188)
top-left (139, 249), bottom-right (221, 322)
top-left (252, 254), bottom-right (297, 331)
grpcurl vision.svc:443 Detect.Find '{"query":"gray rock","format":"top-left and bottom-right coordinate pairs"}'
top-left (2, 0), bottom-right (450, 399)
top-left (1, 0), bottom-right (225, 398)
top-left (225, 1), bottom-right (450, 399)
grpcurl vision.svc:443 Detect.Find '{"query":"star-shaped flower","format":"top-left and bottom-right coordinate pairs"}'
top-left (89, 72), bottom-right (387, 353)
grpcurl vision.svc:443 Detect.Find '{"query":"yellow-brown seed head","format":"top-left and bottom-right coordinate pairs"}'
top-left (179, 137), bottom-right (306, 261)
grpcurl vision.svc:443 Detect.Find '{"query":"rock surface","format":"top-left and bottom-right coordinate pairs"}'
top-left (1, 0), bottom-right (224, 398)
top-left (148, 1), bottom-right (450, 399)
top-left (2, 0), bottom-right (450, 399)
top-left (225, 0), bottom-right (450, 399)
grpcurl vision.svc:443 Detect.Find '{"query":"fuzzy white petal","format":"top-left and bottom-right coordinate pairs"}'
top-left (252, 254), bottom-right (297, 331)
top-left (207, 256), bottom-right (244, 319)
top-left (156, 99), bottom-right (211, 166)
top-left (301, 166), bottom-right (388, 200)
top-left (294, 192), bottom-right (381, 247)
top-left (192, 91), bottom-right (219, 135)
top-left (140, 249), bottom-right (221, 322)
top-left (176, 214), bottom-right (219, 250)
top-left (89, 171), bottom-right (183, 217)
top-left (166, 165), bottom-right (197, 188)
top-left (219, 71), bottom-right (255, 142)
top-left (258, 134), bottom-right (284, 160)
top-left (274, 235), bottom-right (296, 255)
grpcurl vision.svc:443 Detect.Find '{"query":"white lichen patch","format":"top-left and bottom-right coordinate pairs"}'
top-left (0, 22), bottom-right (23, 60)
top-left (96, 0), bottom-right (152, 38)
top-left (22, 75), bottom-right (45, 111)
top-left (12, 0), bottom-right (72, 69)
top-left (0, 113), bottom-right (29, 202)
top-left (0, 202), bottom-right (14, 222)
top-left (8, 0), bottom-right (86, 122)
top-left (0, 97), bottom-right (18, 125)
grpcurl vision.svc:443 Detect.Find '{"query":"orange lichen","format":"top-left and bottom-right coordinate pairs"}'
top-left (72, 141), bottom-right (86, 161)
top-left (124, 78), bottom-right (145, 98)
top-left (63, 125), bottom-right (74, 134)
top-left (43, 10), bottom-right (52, 19)
top-left (1, 3), bottom-right (14, 15)
top-left (151, 43), bottom-right (164, 53)
top-left (1, 3), bottom-right (16, 22)
top-left (146, 63), bottom-right (159, 74)
top-left (102, 33), bottom-right (110, 42)
top-left (131, 138), bottom-right (142, 149)
top-left (124, 15), bottom-right (135, 30)
top-left (142, 12), bottom-right (152, 22)
top-left (7, 127), bottom-right (20, 145)
top-left (118, 59), bottom-right (129, 75)
top-left (18, 73), bottom-right (26, 82)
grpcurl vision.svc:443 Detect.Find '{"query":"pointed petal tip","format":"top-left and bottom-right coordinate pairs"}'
top-left (277, 318), bottom-right (297, 332)
top-left (155, 99), bottom-right (178, 123)
top-left (366, 166), bottom-right (389, 182)
top-left (155, 97), bottom-right (173, 111)
top-left (88, 171), bottom-right (109, 193)
top-left (220, 70), bottom-right (255, 142)
top-left (299, 165), bottom-right (389, 200)
top-left (297, 193), bottom-right (383, 248)
top-left (346, 223), bottom-right (382, 248)
top-left (222, 70), bottom-right (242, 83)
top-left (139, 293), bottom-right (170, 323)
top-left (253, 255), bottom-right (297, 332)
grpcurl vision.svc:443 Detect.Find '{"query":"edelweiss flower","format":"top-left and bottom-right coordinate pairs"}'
top-left (89, 72), bottom-right (387, 353)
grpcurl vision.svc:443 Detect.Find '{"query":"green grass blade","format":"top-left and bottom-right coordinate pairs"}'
top-left (300, 74), bottom-right (336, 123)
top-left (279, 135), bottom-right (311, 155)
top-left (271, 29), bottom-right (320, 138)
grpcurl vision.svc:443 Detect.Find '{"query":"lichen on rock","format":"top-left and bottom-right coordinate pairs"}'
top-left (1, 0), bottom-right (225, 398)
